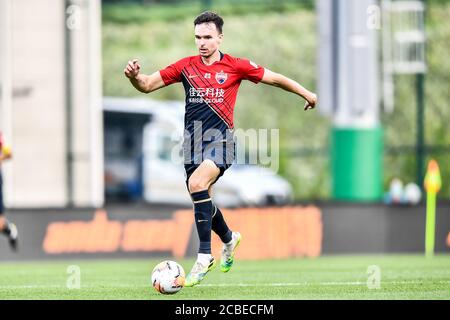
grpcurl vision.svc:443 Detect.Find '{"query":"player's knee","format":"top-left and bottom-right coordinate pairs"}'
top-left (188, 176), bottom-right (210, 193)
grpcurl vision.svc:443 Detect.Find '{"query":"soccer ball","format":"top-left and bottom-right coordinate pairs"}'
top-left (151, 260), bottom-right (185, 294)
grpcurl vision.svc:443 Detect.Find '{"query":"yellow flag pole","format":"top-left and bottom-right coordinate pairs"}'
top-left (424, 159), bottom-right (441, 258)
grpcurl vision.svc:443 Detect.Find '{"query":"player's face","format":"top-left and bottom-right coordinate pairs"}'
top-left (194, 23), bottom-right (223, 58)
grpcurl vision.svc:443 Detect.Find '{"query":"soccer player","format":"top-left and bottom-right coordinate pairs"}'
top-left (124, 11), bottom-right (317, 287)
top-left (0, 131), bottom-right (18, 250)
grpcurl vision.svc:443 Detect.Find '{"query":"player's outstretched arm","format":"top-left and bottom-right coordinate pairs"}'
top-left (124, 59), bottom-right (165, 94)
top-left (261, 68), bottom-right (317, 111)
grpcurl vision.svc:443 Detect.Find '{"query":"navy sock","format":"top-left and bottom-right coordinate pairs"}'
top-left (212, 205), bottom-right (232, 243)
top-left (191, 190), bottom-right (213, 254)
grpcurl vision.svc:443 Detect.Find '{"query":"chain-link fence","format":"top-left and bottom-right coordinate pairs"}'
top-left (381, 2), bottom-right (450, 198)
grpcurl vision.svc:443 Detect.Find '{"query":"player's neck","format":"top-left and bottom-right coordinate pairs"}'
top-left (201, 50), bottom-right (221, 66)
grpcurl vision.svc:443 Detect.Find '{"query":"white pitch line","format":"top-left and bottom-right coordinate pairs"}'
top-left (198, 280), bottom-right (450, 287)
top-left (0, 284), bottom-right (150, 289)
top-left (1, 280), bottom-right (448, 290)
top-left (0, 285), bottom-right (63, 289)
top-left (196, 282), bottom-right (361, 287)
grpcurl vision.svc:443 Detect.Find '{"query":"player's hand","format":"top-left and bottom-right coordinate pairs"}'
top-left (303, 93), bottom-right (317, 111)
top-left (124, 59), bottom-right (141, 79)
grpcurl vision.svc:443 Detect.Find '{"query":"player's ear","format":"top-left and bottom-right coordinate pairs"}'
top-left (218, 33), bottom-right (223, 44)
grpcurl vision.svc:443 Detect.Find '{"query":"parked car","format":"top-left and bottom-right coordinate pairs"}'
top-left (213, 164), bottom-right (293, 207)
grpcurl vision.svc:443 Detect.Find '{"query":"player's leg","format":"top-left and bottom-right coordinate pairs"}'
top-left (208, 184), bottom-right (232, 243)
top-left (208, 185), bottom-right (241, 273)
top-left (0, 171), bottom-right (18, 250)
top-left (184, 159), bottom-right (220, 287)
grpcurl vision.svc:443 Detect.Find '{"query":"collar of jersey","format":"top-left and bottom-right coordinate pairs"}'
top-left (199, 51), bottom-right (224, 66)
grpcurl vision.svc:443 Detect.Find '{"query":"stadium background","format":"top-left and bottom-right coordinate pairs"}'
top-left (0, 0), bottom-right (449, 300)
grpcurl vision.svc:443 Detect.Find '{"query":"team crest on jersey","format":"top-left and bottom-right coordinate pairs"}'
top-left (215, 71), bottom-right (228, 84)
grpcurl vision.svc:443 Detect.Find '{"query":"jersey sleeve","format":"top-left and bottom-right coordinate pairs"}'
top-left (235, 58), bottom-right (265, 84)
top-left (159, 58), bottom-right (187, 86)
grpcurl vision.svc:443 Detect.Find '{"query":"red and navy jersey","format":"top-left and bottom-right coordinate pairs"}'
top-left (159, 52), bottom-right (265, 144)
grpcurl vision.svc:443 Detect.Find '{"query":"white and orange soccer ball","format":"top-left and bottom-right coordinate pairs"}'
top-left (151, 260), bottom-right (185, 295)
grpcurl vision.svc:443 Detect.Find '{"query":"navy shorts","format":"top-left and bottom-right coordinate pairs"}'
top-left (184, 139), bottom-right (236, 191)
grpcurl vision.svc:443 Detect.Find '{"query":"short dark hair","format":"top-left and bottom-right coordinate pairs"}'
top-left (194, 11), bottom-right (224, 34)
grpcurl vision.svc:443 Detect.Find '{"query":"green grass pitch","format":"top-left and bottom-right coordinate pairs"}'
top-left (0, 255), bottom-right (448, 299)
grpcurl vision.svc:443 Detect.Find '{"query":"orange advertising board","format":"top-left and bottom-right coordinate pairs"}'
top-left (210, 206), bottom-right (322, 259)
top-left (42, 206), bottom-right (322, 259)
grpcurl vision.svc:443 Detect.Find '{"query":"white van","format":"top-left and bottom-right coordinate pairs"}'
top-left (103, 97), bottom-right (293, 207)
